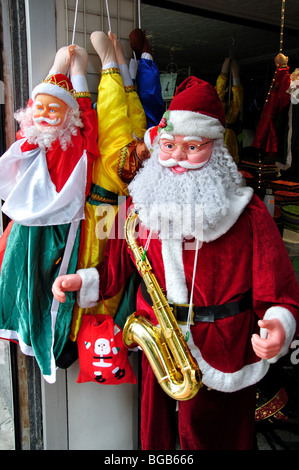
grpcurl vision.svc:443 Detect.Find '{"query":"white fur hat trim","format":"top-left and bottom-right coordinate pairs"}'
top-left (32, 82), bottom-right (79, 110)
top-left (163, 110), bottom-right (225, 139)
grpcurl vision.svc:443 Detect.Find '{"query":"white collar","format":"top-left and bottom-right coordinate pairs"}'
top-left (201, 186), bottom-right (253, 242)
top-left (161, 186), bottom-right (253, 304)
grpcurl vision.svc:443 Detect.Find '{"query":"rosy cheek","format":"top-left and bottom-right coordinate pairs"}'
top-left (187, 144), bottom-right (213, 164)
top-left (159, 150), bottom-right (172, 161)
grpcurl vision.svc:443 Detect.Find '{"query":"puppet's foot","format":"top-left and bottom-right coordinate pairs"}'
top-left (142, 31), bottom-right (151, 54)
top-left (129, 28), bottom-right (144, 58)
top-left (51, 46), bottom-right (72, 75)
top-left (69, 45), bottom-right (88, 76)
top-left (129, 28), bottom-right (151, 58)
top-left (90, 31), bottom-right (116, 66)
top-left (108, 31), bottom-right (126, 65)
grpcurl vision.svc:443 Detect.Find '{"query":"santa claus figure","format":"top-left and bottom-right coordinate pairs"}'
top-left (252, 53), bottom-right (291, 159)
top-left (0, 45), bottom-right (99, 383)
top-left (252, 52), bottom-right (299, 176)
top-left (52, 76), bottom-right (299, 449)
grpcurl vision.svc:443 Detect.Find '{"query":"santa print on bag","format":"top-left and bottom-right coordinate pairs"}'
top-left (77, 314), bottom-right (137, 384)
top-left (92, 329), bottom-right (125, 382)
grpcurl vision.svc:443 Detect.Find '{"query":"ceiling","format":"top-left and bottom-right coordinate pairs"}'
top-left (141, 0), bottom-right (299, 85)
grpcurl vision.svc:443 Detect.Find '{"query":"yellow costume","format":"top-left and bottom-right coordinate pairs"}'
top-left (215, 73), bottom-right (243, 164)
top-left (70, 68), bottom-right (147, 340)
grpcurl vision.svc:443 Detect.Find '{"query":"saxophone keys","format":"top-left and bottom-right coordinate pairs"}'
top-left (164, 328), bottom-right (173, 339)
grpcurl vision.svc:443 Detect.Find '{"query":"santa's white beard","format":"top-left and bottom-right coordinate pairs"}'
top-left (128, 139), bottom-right (245, 240)
top-left (14, 105), bottom-right (83, 151)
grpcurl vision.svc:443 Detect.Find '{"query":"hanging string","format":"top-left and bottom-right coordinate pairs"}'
top-left (142, 229), bottom-right (153, 261)
top-left (66, 0), bottom-right (79, 78)
top-left (71, 0), bottom-right (79, 45)
top-left (264, 0), bottom-right (286, 105)
top-left (279, 0), bottom-right (286, 53)
top-left (185, 238), bottom-right (200, 342)
top-left (137, 0), bottom-right (141, 29)
top-left (105, 0), bottom-right (112, 32)
top-left (131, 0), bottom-right (141, 62)
top-left (227, 34), bottom-right (235, 111)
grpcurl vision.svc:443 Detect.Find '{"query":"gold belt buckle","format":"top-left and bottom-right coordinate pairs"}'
top-left (173, 303), bottom-right (195, 326)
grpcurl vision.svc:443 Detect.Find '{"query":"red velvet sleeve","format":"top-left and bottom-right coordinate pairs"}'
top-left (76, 97), bottom-right (99, 156)
top-left (250, 195), bottom-right (299, 332)
top-left (76, 97), bottom-right (99, 196)
top-left (275, 67), bottom-right (292, 111)
top-left (98, 197), bottom-right (137, 299)
top-left (45, 97), bottom-right (99, 194)
top-left (252, 67), bottom-right (291, 153)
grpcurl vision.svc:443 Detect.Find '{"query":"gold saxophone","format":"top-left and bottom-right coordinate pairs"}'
top-left (123, 210), bottom-right (202, 401)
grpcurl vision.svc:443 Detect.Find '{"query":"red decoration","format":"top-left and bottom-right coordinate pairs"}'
top-left (77, 314), bottom-right (137, 384)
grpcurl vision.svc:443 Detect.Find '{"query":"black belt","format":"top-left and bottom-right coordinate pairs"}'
top-left (140, 281), bottom-right (252, 324)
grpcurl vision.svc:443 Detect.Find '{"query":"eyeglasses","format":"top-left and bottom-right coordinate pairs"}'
top-left (159, 139), bottom-right (213, 155)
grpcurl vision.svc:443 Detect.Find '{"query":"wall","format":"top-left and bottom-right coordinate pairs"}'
top-left (55, 0), bottom-right (138, 102)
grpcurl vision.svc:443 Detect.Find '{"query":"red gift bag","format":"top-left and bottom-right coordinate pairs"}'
top-left (77, 314), bottom-right (137, 384)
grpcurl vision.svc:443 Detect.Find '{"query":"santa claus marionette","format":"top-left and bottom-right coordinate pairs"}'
top-left (252, 53), bottom-right (291, 161)
top-left (0, 45), bottom-right (99, 382)
top-left (52, 76), bottom-right (299, 450)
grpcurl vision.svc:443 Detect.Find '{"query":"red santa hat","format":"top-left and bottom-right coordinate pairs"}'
top-left (32, 73), bottom-right (79, 110)
top-left (145, 76), bottom-right (225, 149)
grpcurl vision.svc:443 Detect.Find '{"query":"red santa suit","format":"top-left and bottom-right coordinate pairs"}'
top-left (19, 94), bottom-right (97, 195)
top-left (68, 77), bottom-right (299, 449)
top-left (252, 65), bottom-right (290, 157)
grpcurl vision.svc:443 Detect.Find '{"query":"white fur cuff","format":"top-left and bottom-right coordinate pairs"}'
top-left (141, 52), bottom-right (153, 61)
top-left (262, 306), bottom-right (297, 363)
top-left (76, 267), bottom-right (99, 308)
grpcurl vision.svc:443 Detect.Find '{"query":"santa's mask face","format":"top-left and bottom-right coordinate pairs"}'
top-left (33, 94), bottom-right (68, 129)
top-left (158, 134), bottom-right (214, 174)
